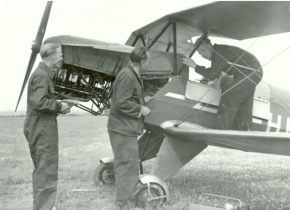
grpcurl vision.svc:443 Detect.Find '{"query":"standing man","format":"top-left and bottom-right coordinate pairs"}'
top-left (107, 47), bottom-right (151, 209)
top-left (23, 43), bottom-right (70, 210)
top-left (183, 36), bottom-right (263, 130)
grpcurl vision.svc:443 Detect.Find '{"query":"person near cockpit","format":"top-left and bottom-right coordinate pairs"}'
top-left (183, 36), bottom-right (263, 130)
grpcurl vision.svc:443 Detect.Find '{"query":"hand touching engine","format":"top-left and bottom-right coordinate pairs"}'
top-left (60, 102), bottom-right (70, 114)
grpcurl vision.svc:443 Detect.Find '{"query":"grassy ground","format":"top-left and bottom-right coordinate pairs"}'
top-left (1, 116), bottom-right (290, 210)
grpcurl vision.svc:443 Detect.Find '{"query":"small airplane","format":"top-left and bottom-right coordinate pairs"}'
top-left (16, 1), bottom-right (290, 208)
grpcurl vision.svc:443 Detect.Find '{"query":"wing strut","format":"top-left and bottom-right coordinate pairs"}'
top-left (147, 21), bottom-right (173, 49)
top-left (189, 32), bottom-right (208, 57)
top-left (172, 21), bottom-right (177, 76)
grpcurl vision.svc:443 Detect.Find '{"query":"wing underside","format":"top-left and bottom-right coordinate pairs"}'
top-left (163, 121), bottom-right (290, 157)
top-left (126, 2), bottom-right (290, 54)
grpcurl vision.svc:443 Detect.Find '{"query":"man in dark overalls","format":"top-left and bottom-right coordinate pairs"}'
top-left (23, 43), bottom-right (70, 210)
top-left (183, 37), bottom-right (263, 130)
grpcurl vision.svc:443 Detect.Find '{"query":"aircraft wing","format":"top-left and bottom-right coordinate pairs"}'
top-left (125, 1), bottom-right (290, 54)
top-left (162, 121), bottom-right (290, 157)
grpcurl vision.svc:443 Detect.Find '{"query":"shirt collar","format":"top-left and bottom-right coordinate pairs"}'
top-left (39, 62), bottom-right (55, 79)
top-left (127, 64), bottom-right (143, 86)
top-left (127, 63), bottom-right (140, 77)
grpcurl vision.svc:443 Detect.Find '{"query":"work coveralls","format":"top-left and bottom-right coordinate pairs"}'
top-left (23, 62), bottom-right (62, 210)
top-left (107, 64), bottom-right (145, 207)
top-left (195, 44), bottom-right (263, 130)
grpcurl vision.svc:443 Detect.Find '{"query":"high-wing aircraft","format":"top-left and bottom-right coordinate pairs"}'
top-left (17, 1), bottom-right (290, 209)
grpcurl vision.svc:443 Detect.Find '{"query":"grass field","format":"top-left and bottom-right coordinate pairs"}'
top-left (1, 116), bottom-right (290, 210)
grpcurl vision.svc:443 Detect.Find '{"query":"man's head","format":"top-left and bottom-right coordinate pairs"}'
top-left (40, 43), bottom-right (63, 71)
top-left (130, 47), bottom-right (150, 68)
top-left (196, 37), bottom-right (213, 60)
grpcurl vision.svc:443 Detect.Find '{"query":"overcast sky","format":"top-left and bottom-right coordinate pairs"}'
top-left (0, 0), bottom-right (290, 112)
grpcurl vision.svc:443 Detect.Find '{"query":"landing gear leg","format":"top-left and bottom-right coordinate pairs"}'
top-left (134, 174), bottom-right (169, 208)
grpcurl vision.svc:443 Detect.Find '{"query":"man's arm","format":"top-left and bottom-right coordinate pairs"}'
top-left (29, 74), bottom-right (62, 113)
top-left (195, 65), bottom-right (220, 80)
top-left (115, 73), bottom-right (142, 118)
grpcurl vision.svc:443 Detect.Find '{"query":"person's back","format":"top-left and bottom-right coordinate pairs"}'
top-left (212, 44), bottom-right (263, 82)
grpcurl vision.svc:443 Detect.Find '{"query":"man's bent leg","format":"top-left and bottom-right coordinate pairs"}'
top-left (235, 90), bottom-right (255, 130)
top-left (217, 87), bottom-right (249, 129)
top-left (217, 96), bottom-right (241, 130)
top-left (217, 76), bottom-right (258, 130)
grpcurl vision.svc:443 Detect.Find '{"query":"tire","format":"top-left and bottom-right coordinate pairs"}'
top-left (135, 182), bottom-right (167, 208)
top-left (93, 163), bottom-right (115, 185)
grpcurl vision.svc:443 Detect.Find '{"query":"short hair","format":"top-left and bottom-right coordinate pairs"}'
top-left (40, 43), bottom-right (61, 59)
top-left (130, 47), bottom-right (148, 64)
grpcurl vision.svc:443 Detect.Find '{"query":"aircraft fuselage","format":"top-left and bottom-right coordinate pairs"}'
top-left (145, 76), bottom-right (290, 133)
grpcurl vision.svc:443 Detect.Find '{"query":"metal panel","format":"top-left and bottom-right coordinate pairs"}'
top-left (61, 44), bottom-right (183, 77)
top-left (61, 45), bottom-right (130, 75)
top-left (185, 80), bottom-right (221, 106)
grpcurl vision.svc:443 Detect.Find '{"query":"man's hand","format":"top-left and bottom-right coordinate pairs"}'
top-left (209, 77), bottom-right (221, 88)
top-left (200, 77), bottom-right (210, 84)
top-left (141, 106), bottom-right (151, 116)
top-left (183, 57), bottom-right (197, 69)
top-left (60, 102), bottom-right (70, 114)
top-left (144, 96), bottom-right (153, 104)
top-left (61, 99), bottom-right (79, 108)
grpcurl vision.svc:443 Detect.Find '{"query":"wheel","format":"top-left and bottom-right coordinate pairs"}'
top-left (93, 163), bottom-right (115, 185)
top-left (135, 182), bottom-right (167, 208)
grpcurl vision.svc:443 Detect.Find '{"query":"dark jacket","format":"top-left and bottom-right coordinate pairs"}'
top-left (107, 64), bottom-right (145, 136)
top-left (23, 62), bottom-right (62, 148)
top-left (195, 44), bottom-right (263, 84)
